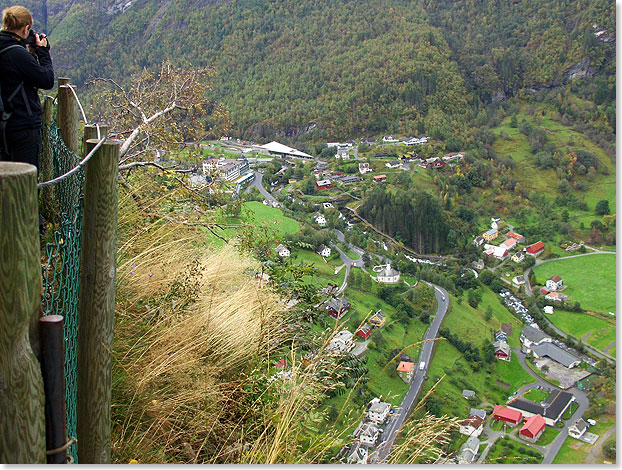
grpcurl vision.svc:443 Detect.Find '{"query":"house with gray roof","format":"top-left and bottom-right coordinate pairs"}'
top-left (507, 390), bottom-right (575, 426)
top-left (531, 343), bottom-right (581, 368)
top-left (458, 436), bottom-right (480, 464)
top-left (520, 326), bottom-right (552, 350)
top-left (470, 408), bottom-right (487, 420)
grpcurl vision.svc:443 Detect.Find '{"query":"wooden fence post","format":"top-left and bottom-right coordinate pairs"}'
top-left (0, 162), bottom-right (46, 463)
top-left (76, 138), bottom-right (120, 464)
top-left (83, 124), bottom-right (108, 153)
top-left (57, 78), bottom-right (79, 155)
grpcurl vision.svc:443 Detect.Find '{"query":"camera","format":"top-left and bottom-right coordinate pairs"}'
top-left (24, 29), bottom-right (46, 47)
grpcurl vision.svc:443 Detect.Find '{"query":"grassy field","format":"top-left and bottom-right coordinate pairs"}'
top-left (533, 254), bottom-right (616, 313)
top-left (548, 310), bottom-right (616, 355)
top-left (552, 414), bottom-right (615, 464)
top-left (523, 388), bottom-right (550, 403)
top-left (535, 426), bottom-right (560, 446)
top-left (203, 200), bottom-right (301, 246)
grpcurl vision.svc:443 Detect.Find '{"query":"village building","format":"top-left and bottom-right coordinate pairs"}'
top-left (462, 390), bottom-right (476, 400)
top-left (473, 236), bottom-right (485, 247)
top-left (323, 202), bottom-right (334, 209)
top-left (512, 275), bottom-right (526, 287)
top-left (494, 330), bottom-right (508, 342)
top-left (325, 297), bottom-right (351, 319)
top-left (346, 442), bottom-right (368, 464)
top-left (531, 342), bottom-right (581, 368)
top-left (368, 399), bottom-right (391, 424)
top-left (483, 228), bottom-right (499, 242)
top-left (507, 390), bottom-right (575, 426)
top-left (382, 135), bottom-right (399, 143)
top-left (520, 326), bottom-right (552, 350)
top-left (546, 276), bottom-right (563, 291)
top-left (494, 341), bottom-right (511, 361)
top-left (357, 324), bottom-right (372, 340)
top-left (526, 241), bottom-right (545, 257)
top-left (316, 179), bottom-right (332, 190)
top-left (491, 217), bottom-right (503, 230)
top-left (369, 310), bottom-right (386, 328)
top-left (442, 152), bottom-right (465, 162)
top-left (359, 422), bottom-right (380, 446)
top-left (375, 264), bottom-right (401, 284)
top-left (544, 306), bottom-right (554, 314)
top-left (472, 259), bottom-right (485, 270)
top-left (545, 291), bottom-right (569, 302)
top-left (313, 212), bottom-right (327, 226)
top-left (335, 147), bottom-right (350, 159)
top-left (317, 244), bottom-right (332, 257)
top-left (512, 251), bottom-right (525, 263)
top-left (385, 160), bottom-right (402, 169)
top-left (493, 405), bottom-right (523, 426)
top-left (327, 329), bottom-right (355, 353)
top-left (457, 436), bottom-right (481, 464)
top-left (260, 141), bottom-right (314, 160)
top-left (568, 419), bottom-right (589, 440)
top-left (470, 408), bottom-right (487, 420)
top-left (275, 244), bottom-right (290, 258)
top-left (507, 232), bottom-right (525, 243)
top-left (459, 415), bottom-right (484, 438)
top-left (397, 361), bottom-right (415, 383)
top-left (359, 162), bottom-right (371, 174)
top-left (501, 237), bottom-right (517, 251)
top-left (519, 414), bottom-right (546, 443)
top-left (202, 156), bottom-right (250, 182)
top-left (373, 174), bottom-right (387, 183)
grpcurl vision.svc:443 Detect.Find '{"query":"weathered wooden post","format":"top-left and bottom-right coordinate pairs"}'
top-left (0, 162), bottom-right (46, 463)
top-left (83, 124), bottom-right (108, 150)
top-left (57, 77), bottom-right (79, 155)
top-left (76, 138), bottom-right (120, 464)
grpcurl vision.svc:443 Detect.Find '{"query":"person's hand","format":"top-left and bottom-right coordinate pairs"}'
top-left (35, 33), bottom-right (48, 48)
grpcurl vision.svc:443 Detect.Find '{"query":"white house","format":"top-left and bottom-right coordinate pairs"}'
top-left (313, 212), bottom-right (327, 227)
top-left (544, 306), bottom-right (554, 314)
top-left (491, 217), bottom-right (502, 230)
top-left (385, 160), bottom-right (402, 169)
top-left (368, 399), bottom-right (391, 424)
top-left (275, 244), bottom-right (290, 258)
top-left (335, 147), bottom-right (350, 160)
top-left (546, 276), bottom-right (563, 291)
top-left (375, 264), bottom-right (401, 283)
top-left (323, 202), bottom-right (334, 209)
top-left (359, 162), bottom-right (371, 174)
top-left (317, 244), bottom-right (332, 258)
top-left (458, 436), bottom-right (480, 464)
top-left (512, 251), bottom-right (525, 263)
top-left (382, 135), bottom-right (399, 143)
top-left (346, 442), bottom-right (368, 464)
top-left (327, 330), bottom-right (355, 353)
top-left (512, 275), bottom-right (526, 287)
top-left (359, 422), bottom-right (380, 446)
top-left (459, 415), bottom-right (484, 438)
top-left (569, 419), bottom-right (588, 439)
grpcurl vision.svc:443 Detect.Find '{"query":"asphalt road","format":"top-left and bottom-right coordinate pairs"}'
top-left (370, 283), bottom-right (450, 463)
top-left (247, 171), bottom-right (278, 204)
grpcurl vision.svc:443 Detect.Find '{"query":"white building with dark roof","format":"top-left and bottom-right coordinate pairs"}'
top-left (375, 264), bottom-right (400, 284)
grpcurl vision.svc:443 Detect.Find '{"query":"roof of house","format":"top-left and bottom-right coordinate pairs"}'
top-left (502, 238), bottom-right (517, 248)
top-left (397, 361), bottom-right (415, 372)
top-left (494, 341), bottom-right (510, 355)
top-left (493, 405), bottom-right (523, 422)
top-left (508, 390), bottom-right (574, 421)
top-left (485, 228), bottom-right (498, 236)
top-left (373, 174), bottom-right (387, 179)
top-left (358, 324), bottom-right (372, 334)
top-left (470, 408), bottom-right (487, 420)
top-left (460, 436), bottom-right (480, 457)
top-left (275, 244), bottom-right (288, 252)
top-left (371, 309), bottom-right (386, 320)
top-left (369, 401), bottom-right (391, 414)
top-left (326, 297), bottom-right (350, 311)
top-left (378, 264), bottom-right (400, 278)
top-left (508, 232), bottom-right (524, 240)
top-left (318, 244), bottom-right (330, 253)
top-left (571, 418), bottom-right (588, 433)
top-left (520, 414), bottom-right (546, 437)
top-left (260, 141), bottom-right (313, 158)
top-left (526, 241), bottom-right (545, 253)
top-left (316, 179), bottom-right (332, 186)
top-left (360, 422), bottom-right (380, 438)
top-left (521, 326), bottom-right (551, 344)
top-left (532, 343), bottom-right (580, 368)
top-left (540, 288), bottom-right (550, 295)
top-left (460, 415), bottom-right (484, 429)
top-left (462, 390), bottom-right (475, 398)
top-left (549, 275), bottom-right (562, 282)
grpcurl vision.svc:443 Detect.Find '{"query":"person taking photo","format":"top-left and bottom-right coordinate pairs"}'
top-left (0, 5), bottom-right (54, 170)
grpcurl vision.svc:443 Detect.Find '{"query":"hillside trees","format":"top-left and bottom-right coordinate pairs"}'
top-left (358, 186), bottom-right (449, 254)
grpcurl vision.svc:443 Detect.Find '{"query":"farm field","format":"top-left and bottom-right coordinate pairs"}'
top-left (547, 310), bottom-right (616, 356)
top-left (203, 200), bottom-right (301, 246)
top-left (533, 253), bottom-right (616, 314)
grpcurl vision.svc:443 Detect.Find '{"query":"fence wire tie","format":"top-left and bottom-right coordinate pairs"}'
top-left (38, 137), bottom-right (107, 188)
top-left (46, 437), bottom-right (77, 456)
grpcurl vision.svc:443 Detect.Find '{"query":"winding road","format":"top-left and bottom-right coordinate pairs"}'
top-left (369, 284), bottom-right (450, 463)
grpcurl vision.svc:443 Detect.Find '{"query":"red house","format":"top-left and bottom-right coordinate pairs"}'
top-left (431, 161), bottom-right (445, 168)
top-left (357, 324), bottom-right (372, 339)
top-left (526, 241), bottom-right (545, 257)
top-left (519, 414), bottom-right (546, 442)
top-left (493, 405), bottom-right (523, 426)
top-left (316, 179), bottom-right (332, 190)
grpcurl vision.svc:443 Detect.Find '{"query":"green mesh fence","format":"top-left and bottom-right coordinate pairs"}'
top-left (40, 120), bottom-right (84, 463)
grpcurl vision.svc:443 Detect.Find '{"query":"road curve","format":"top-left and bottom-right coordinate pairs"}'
top-left (370, 283), bottom-right (450, 463)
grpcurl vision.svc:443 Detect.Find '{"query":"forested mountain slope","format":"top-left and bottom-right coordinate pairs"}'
top-left (4, 0), bottom-right (615, 144)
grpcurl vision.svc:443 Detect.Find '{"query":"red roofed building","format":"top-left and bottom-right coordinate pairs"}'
top-left (493, 405), bottom-right (523, 426)
top-left (316, 179), bottom-right (333, 190)
top-left (519, 414), bottom-right (546, 442)
top-left (526, 241), bottom-right (545, 257)
top-left (540, 287), bottom-right (550, 295)
top-left (357, 324), bottom-right (372, 339)
top-left (507, 232), bottom-right (525, 243)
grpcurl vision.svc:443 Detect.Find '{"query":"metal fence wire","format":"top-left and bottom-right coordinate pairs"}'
top-left (40, 120), bottom-right (84, 463)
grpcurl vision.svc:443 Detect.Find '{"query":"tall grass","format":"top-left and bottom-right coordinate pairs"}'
top-left (111, 173), bottom-right (458, 463)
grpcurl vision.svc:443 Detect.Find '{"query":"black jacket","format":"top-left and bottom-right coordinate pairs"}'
top-left (0, 30), bottom-right (54, 131)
